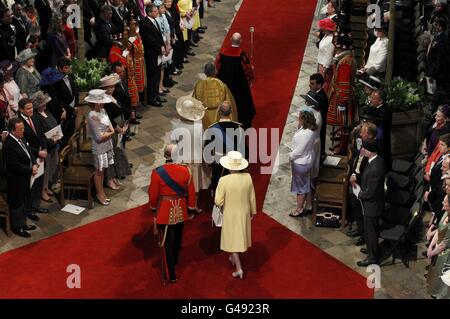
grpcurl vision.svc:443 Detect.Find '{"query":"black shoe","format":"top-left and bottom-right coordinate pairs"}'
top-left (130, 119), bottom-right (141, 125)
top-left (13, 228), bottom-right (31, 238)
top-left (357, 259), bottom-right (378, 267)
top-left (148, 100), bottom-right (162, 107)
top-left (156, 96), bottom-right (167, 103)
top-left (422, 251), bottom-right (428, 258)
top-left (23, 224), bottom-right (37, 231)
top-left (125, 136), bottom-right (132, 141)
top-left (197, 28), bottom-right (205, 34)
top-left (129, 131), bottom-right (136, 136)
top-left (129, 163), bottom-right (134, 168)
top-left (360, 247), bottom-right (368, 255)
top-left (355, 237), bottom-right (365, 246)
top-left (35, 207), bottom-right (49, 214)
top-left (158, 91), bottom-right (167, 96)
top-left (171, 70), bottom-right (182, 75)
top-left (347, 229), bottom-right (362, 237)
top-left (200, 25), bottom-right (208, 29)
top-left (186, 51), bottom-right (195, 56)
top-left (183, 58), bottom-right (189, 64)
top-left (135, 114), bottom-right (143, 119)
top-left (190, 42), bottom-right (198, 47)
top-left (27, 214), bottom-right (40, 221)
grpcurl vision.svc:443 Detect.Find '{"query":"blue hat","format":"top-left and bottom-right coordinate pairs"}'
top-left (39, 67), bottom-right (65, 87)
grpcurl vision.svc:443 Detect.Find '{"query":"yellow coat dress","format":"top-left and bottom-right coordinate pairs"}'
top-left (192, 77), bottom-right (239, 129)
top-left (178, 0), bottom-right (200, 40)
top-left (215, 173), bottom-right (257, 253)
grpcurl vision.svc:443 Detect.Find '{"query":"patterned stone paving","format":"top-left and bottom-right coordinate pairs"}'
top-left (0, 0), bottom-right (430, 299)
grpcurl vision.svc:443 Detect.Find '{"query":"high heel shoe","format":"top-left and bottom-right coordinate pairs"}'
top-left (96, 197), bottom-right (110, 206)
top-left (232, 269), bottom-right (243, 279)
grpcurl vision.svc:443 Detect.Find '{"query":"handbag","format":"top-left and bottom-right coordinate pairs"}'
top-left (211, 205), bottom-right (223, 227)
top-left (315, 212), bottom-right (340, 228)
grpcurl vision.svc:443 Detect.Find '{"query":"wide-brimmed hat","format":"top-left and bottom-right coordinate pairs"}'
top-left (358, 75), bottom-right (382, 90)
top-left (39, 67), bottom-right (65, 86)
top-left (84, 89), bottom-right (112, 104)
top-left (0, 60), bottom-right (19, 76)
top-left (318, 18), bottom-right (336, 31)
top-left (219, 151), bottom-right (249, 171)
top-left (176, 95), bottom-right (206, 121)
top-left (100, 73), bottom-right (121, 87)
top-left (30, 90), bottom-right (52, 107)
top-left (16, 48), bottom-right (37, 63)
top-left (300, 90), bottom-right (320, 107)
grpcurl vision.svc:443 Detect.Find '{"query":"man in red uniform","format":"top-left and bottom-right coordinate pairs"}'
top-left (148, 144), bottom-right (197, 283)
top-left (216, 32), bottom-right (255, 129)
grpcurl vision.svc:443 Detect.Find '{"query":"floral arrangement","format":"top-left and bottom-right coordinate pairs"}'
top-left (386, 77), bottom-right (424, 112)
top-left (71, 59), bottom-right (109, 91)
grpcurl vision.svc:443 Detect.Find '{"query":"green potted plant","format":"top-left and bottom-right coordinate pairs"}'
top-left (385, 76), bottom-right (425, 159)
top-left (71, 58), bottom-right (109, 102)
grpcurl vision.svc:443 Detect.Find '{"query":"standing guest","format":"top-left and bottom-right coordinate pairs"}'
top-left (110, 0), bottom-right (126, 37)
top-left (309, 73), bottom-right (329, 161)
top-left (360, 89), bottom-right (392, 170)
top-left (289, 110), bottom-right (317, 217)
top-left (171, 95), bottom-right (210, 217)
top-left (11, 3), bottom-right (29, 54)
top-left (34, 0), bottom-right (52, 40)
top-left (3, 117), bottom-right (39, 237)
top-left (140, 4), bottom-right (166, 107)
top-left (165, 0), bottom-right (185, 72)
top-left (83, 0), bottom-right (102, 49)
top-left (155, 0), bottom-right (173, 96)
top-left (24, 5), bottom-right (40, 38)
top-left (85, 89), bottom-right (115, 206)
top-left (31, 90), bottom-right (60, 203)
top-left (53, 57), bottom-right (79, 146)
top-left (0, 8), bottom-right (17, 62)
top-left (18, 98), bottom-right (48, 218)
top-left (94, 5), bottom-right (115, 59)
top-left (316, 18), bottom-right (336, 92)
top-left (47, 16), bottom-right (71, 66)
top-left (148, 143), bottom-right (197, 283)
top-left (423, 104), bottom-right (450, 157)
top-left (215, 151), bottom-right (257, 279)
top-left (0, 60), bottom-right (22, 119)
top-left (192, 62), bottom-right (238, 129)
top-left (15, 48), bottom-right (41, 98)
top-left (62, 5), bottom-right (77, 57)
top-left (359, 23), bottom-right (389, 76)
top-left (353, 139), bottom-right (386, 267)
top-left (101, 73), bottom-right (132, 187)
top-left (177, 0), bottom-right (196, 58)
top-left (216, 32), bottom-right (255, 129)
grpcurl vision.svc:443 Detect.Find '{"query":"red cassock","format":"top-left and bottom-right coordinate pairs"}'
top-left (148, 163), bottom-right (196, 225)
top-left (327, 53), bottom-right (356, 127)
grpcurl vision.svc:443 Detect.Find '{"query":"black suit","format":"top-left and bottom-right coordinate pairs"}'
top-left (12, 15), bottom-right (28, 53)
top-left (34, 0), bottom-right (52, 40)
top-left (113, 80), bottom-right (132, 120)
top-left (53, 75), bottom-right (79, 146)
top-left (165, 9), bottom-right (184, 68)
top-left (3, 134), bottom-right (34, 230)
top-left (94, 18), bottom-right (115, 59)
top-left (83, 0), bottom-right (104, 46)
top-left (358, 155), bottom-right (386, 262)
top-left (20, 113), bottom-right (47, 213)
top-left (0, 23), bottom-right (17, 62)
top-left (428, 157), bottom-right (445, 224)
top-left (111, 5), bottom-right (127, 36)
top-left (140, 16), bottom-right (164, 101)
top-left (316, 87), bottom-right (329, 160)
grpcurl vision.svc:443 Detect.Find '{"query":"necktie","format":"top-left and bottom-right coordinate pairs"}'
top-left (18, 138), bottom-right (31, 161)
top-left (28, 117), bottom-right (36, 133)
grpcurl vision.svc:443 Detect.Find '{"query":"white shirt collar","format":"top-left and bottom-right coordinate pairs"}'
top-left (376, 103), bottom-right (383, 109)
top-left (368, 154), bottom-right (378, 163)
top-left (231, 44), bottom-right (240, 48)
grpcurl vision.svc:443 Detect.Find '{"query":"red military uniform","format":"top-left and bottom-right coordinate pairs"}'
top-left (148, 162), bottom-right (196, 225)
top-left (327, 52), bottom-right (356, 127)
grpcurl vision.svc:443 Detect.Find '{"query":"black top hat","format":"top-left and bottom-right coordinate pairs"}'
top-left (300, 90), bottom-right (320, 107)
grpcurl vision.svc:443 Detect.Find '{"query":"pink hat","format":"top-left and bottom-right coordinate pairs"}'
top-left (318, 18), bottom-right (336, 31)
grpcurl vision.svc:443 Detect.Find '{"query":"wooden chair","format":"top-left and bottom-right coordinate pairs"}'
top-left (69, 131), bottom-right (94, 167)
top-left (0, 193), bottom-right (11, 237)
top-left (59, 145), bottom-right (94, 209)
top-left (77, 118), bottom-right (92, 153)
top-left (313, 154), bottom-right (351, 225)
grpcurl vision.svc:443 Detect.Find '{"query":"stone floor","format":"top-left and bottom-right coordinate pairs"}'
top-left (0, 0), bottom-right (430, 299)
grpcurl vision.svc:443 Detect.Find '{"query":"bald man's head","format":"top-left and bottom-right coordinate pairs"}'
top-left (164, 144), bottom-right (177, 160)
top-left (231, 33), bottom-right (242, 46)
top-left (218, 101), bottom-right (232, 117)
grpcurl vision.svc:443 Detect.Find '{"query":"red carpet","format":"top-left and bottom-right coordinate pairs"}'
top-left (0, 0), bottom-right (373, 298)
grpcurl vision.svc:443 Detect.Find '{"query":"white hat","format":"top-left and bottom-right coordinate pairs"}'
top-left (176, 95), bottom-right (206, 121)
top-left (100, 73), bottom-right (121, 87)
top-left (219, 151), bottom-right (249, 171)
top-left (84, 89), bottom-right (112, 104)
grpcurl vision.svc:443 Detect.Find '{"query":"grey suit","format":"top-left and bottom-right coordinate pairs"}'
top-left (358, 155), bottom-right (385, 262)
